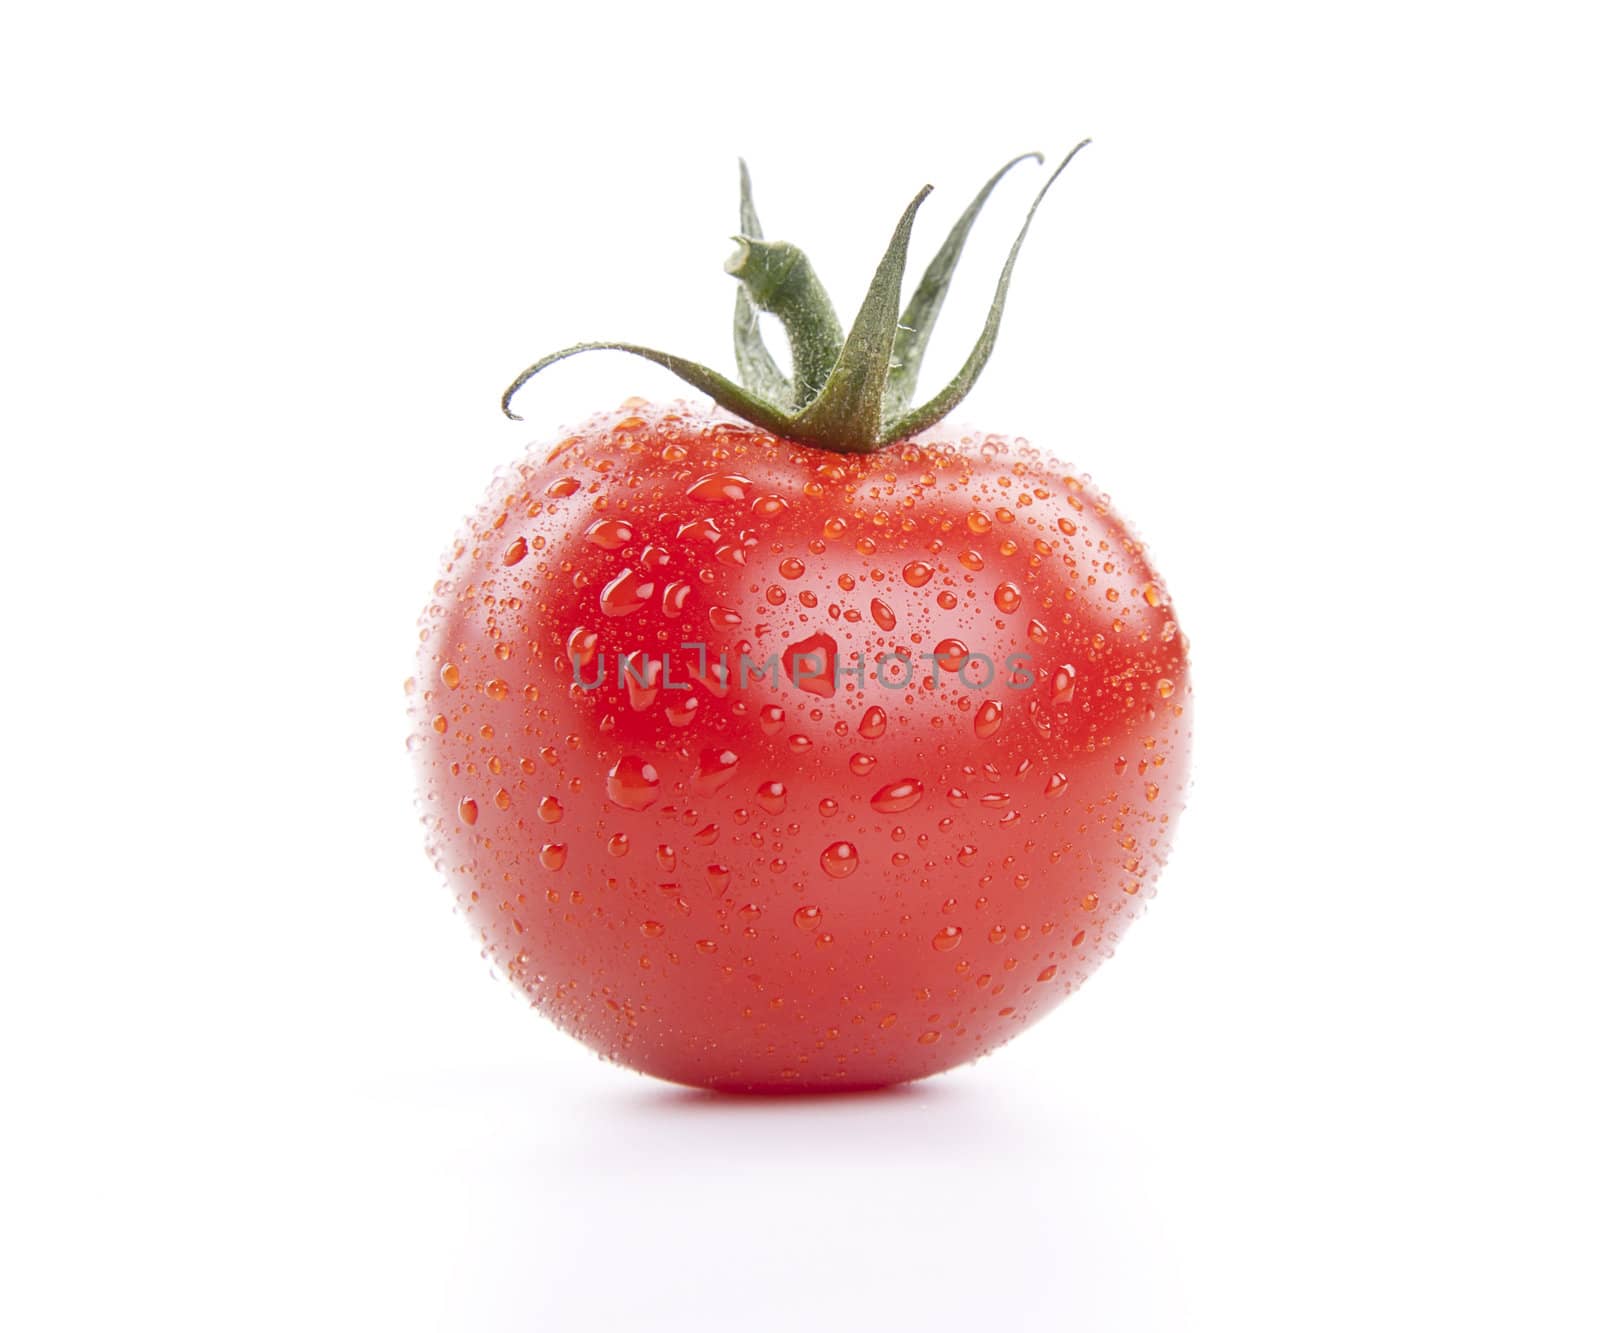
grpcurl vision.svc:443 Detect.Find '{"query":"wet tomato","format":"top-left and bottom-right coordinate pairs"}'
top-left (408, 401), bottom-right (1191, 1090)
top-left (409, 151), bottom-right (1191, 1089)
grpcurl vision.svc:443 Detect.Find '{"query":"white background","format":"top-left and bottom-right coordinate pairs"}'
top-left (4, 2), bottom-right (1597, 1329)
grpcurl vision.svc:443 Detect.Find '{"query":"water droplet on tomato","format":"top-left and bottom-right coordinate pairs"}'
top-left (902, 560), bottom-right (933, 588)
top-left (974, 699), bottom-right (1003, 738)
top-left (692, 748), bottom-right (740, 794)
top-left (871, 778), bottom-right (924, 813)
top-left (584, 518), bottom-right (634, 550)
top-left (662, 581), bottom-right (691, 618)
top-left (994, 582), bottom-right (1022, 613)
top-left (932, 925), bottom-right (963, 952)
top-left (457, 796), bottom-right (477, 825)
top-left (606, 756), bottom-right (661, 810)
top-left (755, 780), bottom-right (787, 813)
top-left (870, 598), bottom-right (896, 631)
top-left (687, 472), bottom-right (753, 503)
top-left (503, 536), bottom-right (528, 566)
top-left (599, 568), bottom-right (654, 617)
top-left (677, 515), bottom-right (721, 543)
top-left (820, 841), bottom-right (859, 878)
top-left (538, 796), bottom-right (563, 823)
top-left (566, 626), bottom-right (598, 669)
top-left (859, 705), bottom-right (887, 739)
top-left (793, 905), bottom-right (822, 930)
top-left (539, 843), bottom-right (567, 870)
top-left (781, 632), bottom-right (839, 698)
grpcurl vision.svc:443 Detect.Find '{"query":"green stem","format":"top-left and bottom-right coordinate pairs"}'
top-left (789, 186), bottom-right (932, 452)
top-left (724, 238), bottom-right (842, 406)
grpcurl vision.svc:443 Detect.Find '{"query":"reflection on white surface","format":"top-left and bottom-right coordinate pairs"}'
top-left (319, 1066), bottom-right (1182, 1331)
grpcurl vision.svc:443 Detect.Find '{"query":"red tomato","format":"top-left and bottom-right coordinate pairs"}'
top-left (408, 400), bottom-right (1191, 1090)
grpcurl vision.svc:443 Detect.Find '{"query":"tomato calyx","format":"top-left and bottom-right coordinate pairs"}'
top-left (501, 142), bottom-right (1091, 455)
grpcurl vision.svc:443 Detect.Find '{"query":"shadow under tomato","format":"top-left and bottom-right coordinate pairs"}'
top-left (637, 1078), bottom-right (950, 1111)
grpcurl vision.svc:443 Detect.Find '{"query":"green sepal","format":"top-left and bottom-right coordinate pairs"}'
top-left (788, 186), bottom-right (932, 452)
top-left (885, 152), bottom-right (1043, 416)
top-left (731, 160), bottom-right (794, 409)
top-left (500, 340), bottom-right (797, 438)
top-left (886, 142), bottom-right (1090, 443)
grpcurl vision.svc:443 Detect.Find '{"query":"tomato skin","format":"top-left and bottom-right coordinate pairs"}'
top-left (409, 402), bottom-right (1191, 1091)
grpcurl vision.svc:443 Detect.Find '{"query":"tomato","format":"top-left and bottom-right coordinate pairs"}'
top-left (408, 150), bottom-right (1191, 1090)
